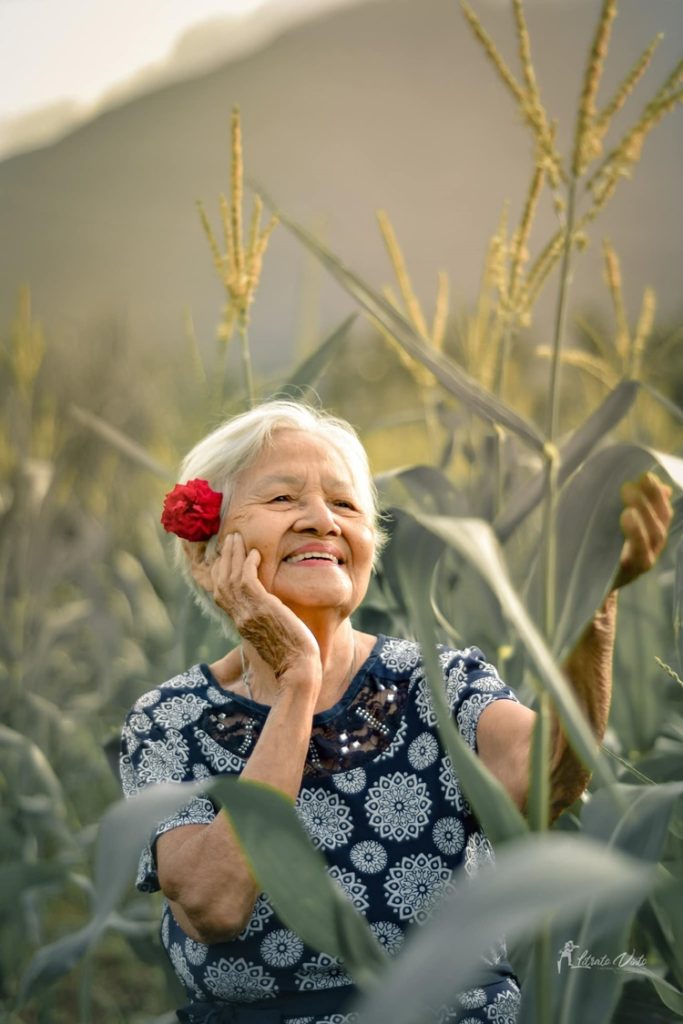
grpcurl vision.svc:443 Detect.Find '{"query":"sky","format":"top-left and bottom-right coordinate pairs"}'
top-left (0, 0), bottom-right (369, 157)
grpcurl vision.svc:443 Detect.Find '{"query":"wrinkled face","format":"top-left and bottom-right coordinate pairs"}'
top-left (221, 429), bottom-right (376, 621)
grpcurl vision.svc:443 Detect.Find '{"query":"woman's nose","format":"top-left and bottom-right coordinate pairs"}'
top-left (295, 496), bottom-right (342, 534)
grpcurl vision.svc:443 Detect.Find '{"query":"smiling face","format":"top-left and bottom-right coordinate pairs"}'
top-left (220, 429), bottom-right (376, 624)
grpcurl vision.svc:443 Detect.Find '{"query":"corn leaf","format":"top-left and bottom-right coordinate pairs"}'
top-left (557, 782), bottom-right (683, 1024)
top-left (639, 382), bottom-right (683, 425)
top-left (495, 380), bottom-right (640, 542)
top-left (0, 863), bottom-right (68, 914)
top-left (19, 780), bottom-right (208, 1001)
top-left (527, 694), bottom-right (551, 832)
top-left (390, 513), bottom-right (529, 843)
top-left (69, 404), bottom-right (173, 481)
top-left (392, 509), bottom-right (613, 790)
top-left (526, 444), bottom-right (683, 661)
top-left (212, 777), bottom-right (387, 988)
top-left (21, 774), bottom-right (388, 1003)
top-left (623, 967), bottom-right (683, 1015)
top-left (277, 314), bottom-right (357, 398)
top-left (582, 782), bottom-right (683, 860)
top-left (353, 834), bottom-right (653, 1024)
top-left (374, 464), bottom-right (467, 517)
top-left (266, 205), bottom-right (545, 451)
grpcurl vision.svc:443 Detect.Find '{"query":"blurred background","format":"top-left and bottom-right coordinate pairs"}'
top-left (2, 0), bottom-right (683, 374)
top-left (2, 0), bottom-right (683, 1020)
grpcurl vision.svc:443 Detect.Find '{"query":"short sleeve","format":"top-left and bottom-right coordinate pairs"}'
top-left (442, 646), bottom-right (519, 753)
top-left (119, 703), bottom-right (216, 893)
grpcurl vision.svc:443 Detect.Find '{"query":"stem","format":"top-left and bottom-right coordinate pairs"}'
top-left (533, 928), bottom-right (553, 1024)
top-left (422, 383), bottom-right (441, 458)
top-left (494, 320), bottom-right (513, 400)
top-left (547, 178), bottom-right (577, 444)
top-left (531, 176), bottom-right (579, 1024)
top-left (492, 425), bottom-right (505, 520)
top-left (239, 321), bottom-right (256, 408)
top-left (528, 692), bottom-right (551, 832)
top-left (542, 175), bottom-right (577, 642)
top-left (600, 744), bottom-right (655, 785)
top-left (78, 948), bottom-right (94, 1024)
top-left (541, 449), bottom-right (559, 640)
top-left (528, 691), bottom-right (552, 1024)
top-left (492, 322), bottom-right (514, 517)
top-left (215, 340), bottom-right (229, 413)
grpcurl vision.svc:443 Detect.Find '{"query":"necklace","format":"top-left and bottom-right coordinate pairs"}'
top-left (239, 645), bottom-right (255, 701)
top-left (338, 635), bottom-right (358, 700)
top-left (238, 636), bottom-right (358, 704)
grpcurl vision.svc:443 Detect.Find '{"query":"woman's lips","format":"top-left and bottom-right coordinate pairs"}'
top-left (284, 552), bottom-right (341, 565)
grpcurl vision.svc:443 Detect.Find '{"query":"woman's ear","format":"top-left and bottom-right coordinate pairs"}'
top-left (182, 540), bottom-right (213, 592)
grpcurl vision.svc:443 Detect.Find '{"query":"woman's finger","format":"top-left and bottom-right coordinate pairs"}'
top-left (640, 473), bottom-right (674, 536)
top-left (625, 472), bottom-right (672, 527)
top-left (624, 489), bottom-right (667, 553)
top-left (239, 546), bottom-right (264, 595)
top-left (615, 472), bottom-right (674, 587)
top-left (621, 474), bottom-right (671, 557)
top-left (620, 507), bottom-right (654, 575)
top-left (227, 533), bottom-right (246, 587)
top-left (243, 547), bottom-right (262, 574)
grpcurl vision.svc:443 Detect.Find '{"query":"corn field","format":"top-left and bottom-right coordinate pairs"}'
top-left (2, 1), bottom-right (683, 1022)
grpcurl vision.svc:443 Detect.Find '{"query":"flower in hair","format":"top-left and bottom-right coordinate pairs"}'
top-left (161, 478), bottom-right (223, 541)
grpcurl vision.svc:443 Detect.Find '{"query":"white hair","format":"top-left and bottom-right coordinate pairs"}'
top-left (173, 400), bottom-right (387, 630)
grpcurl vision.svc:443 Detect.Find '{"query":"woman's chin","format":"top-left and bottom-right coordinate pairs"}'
top-left (276, 582), bottom-right (353, 618)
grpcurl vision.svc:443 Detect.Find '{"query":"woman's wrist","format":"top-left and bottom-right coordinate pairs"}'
top-left (272, 664), bottom-right (322, 709)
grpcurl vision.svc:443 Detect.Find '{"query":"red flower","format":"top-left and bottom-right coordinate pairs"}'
top-left (160, 478), bottom-right (223, 542)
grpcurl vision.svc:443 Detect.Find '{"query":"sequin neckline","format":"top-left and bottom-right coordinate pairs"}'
top-left (197, 635), bottom-right (408, 776)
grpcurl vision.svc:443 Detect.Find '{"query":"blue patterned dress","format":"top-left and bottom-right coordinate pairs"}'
top-left (120, 635), bottom-right (522, 1024)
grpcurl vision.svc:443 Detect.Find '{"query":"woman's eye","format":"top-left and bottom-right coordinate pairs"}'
top-left (333, 499), bottom-right (355, 510)
top-left (270, 494), bottom-right (292, 503)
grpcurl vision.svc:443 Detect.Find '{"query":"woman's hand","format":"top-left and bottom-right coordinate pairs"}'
top-left (186, 533), bottom-right (321, 688)
top-left (540, 471), bottom-right (674, 819)
top-left (164, 534), bottom-right (325, 943)
top-left (613, 471), bottom-right (673, 590)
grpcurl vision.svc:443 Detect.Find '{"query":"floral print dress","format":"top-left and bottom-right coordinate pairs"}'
top-left (120, 636), bottom-right (522, 1024)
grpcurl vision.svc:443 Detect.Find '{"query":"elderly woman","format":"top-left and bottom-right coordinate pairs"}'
top-left (120, 401), bottom-right (672, 1024)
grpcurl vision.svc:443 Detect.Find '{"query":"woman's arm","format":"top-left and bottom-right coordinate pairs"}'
top-left (157, 535), bottom-right (323, 945)
top-left (478, 472), bottom-right (673, 821)
top-left (157, 678), bottom-right (318, 944)
top-left (545, 590), bottom-right (616, 820)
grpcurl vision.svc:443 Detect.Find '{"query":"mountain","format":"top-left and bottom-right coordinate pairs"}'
top-left (1, 0), bottom-right (681, 375)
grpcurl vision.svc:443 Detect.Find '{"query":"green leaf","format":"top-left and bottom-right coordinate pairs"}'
top-left (277, 314), bottom-right (357, 398)
top-left (582, 782), bottom-right (683, 861)
top-left (19, 780), bottom-right (208, 1001)
top-left (212, 777), bottom-right (387, 988)
top-left (526, 444), bottom-right (683, 660)
top-left (623, 966), bottom-right (683, 1015)
top-left (557, 783), bottom-right (683, 1024)
top-left (0, 723), bottom-right (68, 814)
top-left (393, 510), bottom-right (613, 790)
top-left (527, 694), bottom-right (552, 832)
top-left (669, 798), bottom-right (683, 841)
top-left (390, 513), bottom-right (528, 846)
top-left (68, 404), bottom-right (174, 481)
top-left (354, 834), bottom-right (653, 1024)
top-left (639, 381), bottom-right (683, 425)
top-left (650, 875), bottom-right (683, 986)
top-left (494, 380), bottom-right (640, 542)
top-left (0, 862), bottom-right (67, 912)
top-left (375, 464), bottom-right (467, 517)
top-left (267, 205), bottom-right (545, 451)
